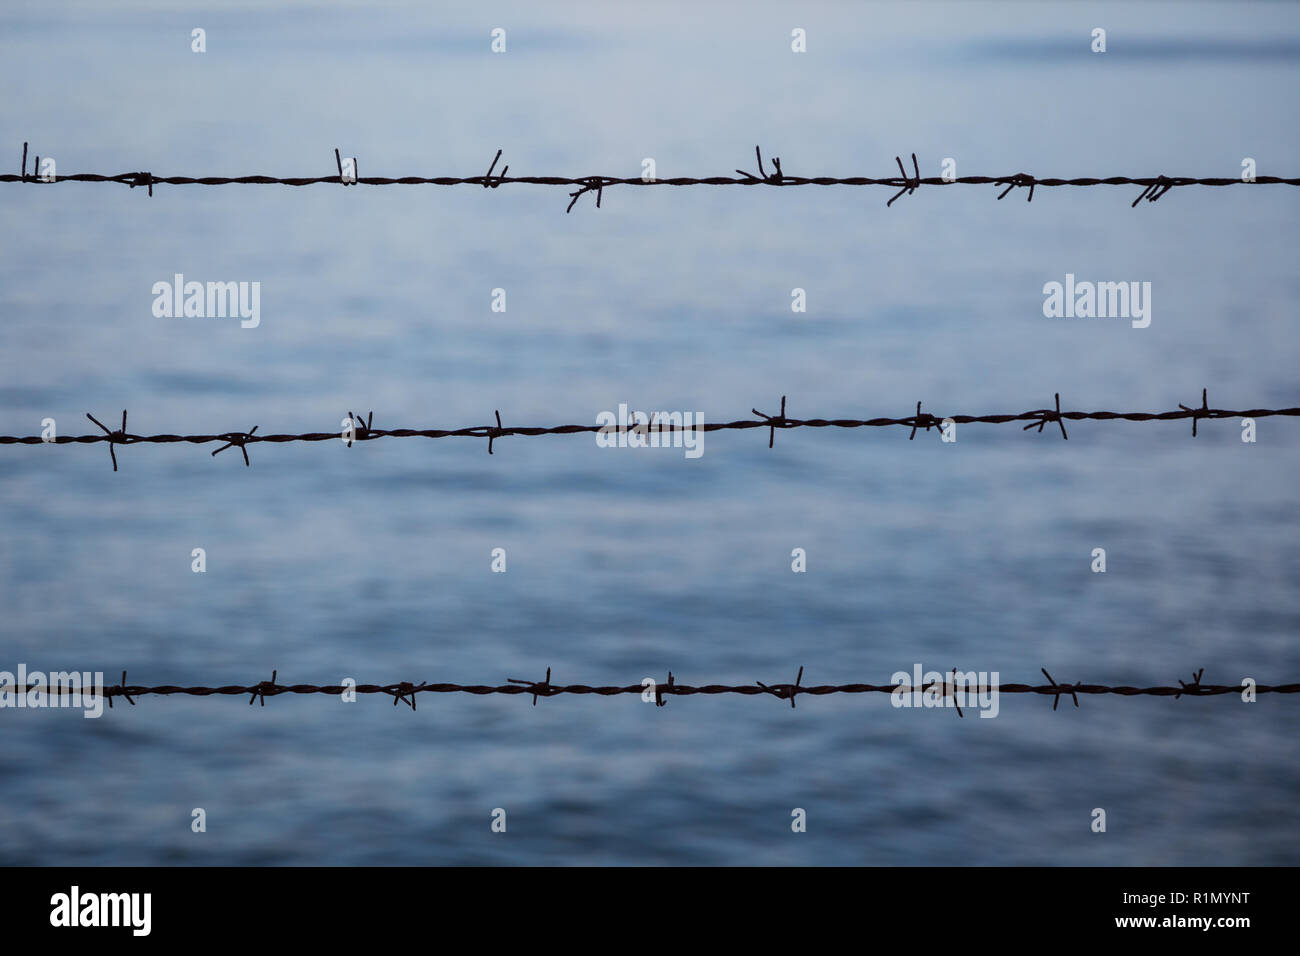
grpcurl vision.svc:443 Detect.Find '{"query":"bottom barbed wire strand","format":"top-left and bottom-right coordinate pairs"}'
top-left (10, 672), bottom-right (1296, 710)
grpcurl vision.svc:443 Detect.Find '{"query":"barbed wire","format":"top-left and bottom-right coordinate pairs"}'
top-left (6, 667), bottom-right (1293, 714)
top-left (0, 391), bottom-right (1294, 471)
top-left (5, 144), bottom-right (1297, 212)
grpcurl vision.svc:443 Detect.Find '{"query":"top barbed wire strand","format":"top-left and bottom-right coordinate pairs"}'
top-left (4, 145), bottom-right (1298, 211)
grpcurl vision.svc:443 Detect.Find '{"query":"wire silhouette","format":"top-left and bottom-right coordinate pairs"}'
top-left (8, 667), bottom-right (1292, 714)
top-left (6, 143), bottom-right (1297, 212)
top-left (1, 391), bottom-right (1293, 471)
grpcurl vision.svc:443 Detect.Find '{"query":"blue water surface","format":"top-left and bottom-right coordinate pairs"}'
top-left (1, 0), bottom-right (1298, 864)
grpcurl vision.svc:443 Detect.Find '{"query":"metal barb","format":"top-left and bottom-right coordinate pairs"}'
top-left (995, 172), bottom-right (1035, 202)
top-left (751, 395), bottom-right (788, 449)
top-left (566, 176), bottom-right (606, 213)
top-left (887, 153), bottom-right (921, 207)
top-left (388, 680), bottom-right (424, 710)
top-left (756, 665), bottom-right (803, 708)
top-left (1176, 668), bottom-right (1207, 700)
top-left (106, 670), bottom-right (135, 709)
top-left (656, 671), bottom-right (674, 707)
top-left (128, 172), bottom-right (153, 196)
top-left (211, 426), bottom-right (259, 466)
top-left (1022, 393), bottom-right (1068, 440)
top-left (249, 669), bottom-right (277, 707)
top-left (334, 147), bottom-right (356, 186)
top-left (86, 410), bottom-right (129, 471)
top-left (1041, 668), bottom-right (1080, 711)
top-left (483, 149), bottom-right (508, 188)
top-left (1133, 175), bottom-right (1176, 207)
top-left (1178, 388), bottom-right (1210, 437)
top-left (736, 145), bottom-right (785, 185)
top-left (345, 410), bottom-right (374, 447)
top-left (909, 400), bottom-right (938, 440)
top-left (507, 666), bottom-right (553, 706)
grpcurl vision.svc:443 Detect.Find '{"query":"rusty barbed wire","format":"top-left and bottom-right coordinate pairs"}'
top-left (1, 391), bottom-right (1295, 471)
top-left (6, 667), bottom-right (1294, 715)
top-left (6, 143), bottom-right (1298, 213)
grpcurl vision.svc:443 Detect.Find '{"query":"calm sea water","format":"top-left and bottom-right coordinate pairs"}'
top-left (1, 0), bottom-right (1298, 865)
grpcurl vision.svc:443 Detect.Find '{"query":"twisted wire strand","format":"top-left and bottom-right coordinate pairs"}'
top-left (5, 144), bottom-right (1297, 211)
top-left (1, 392), bottom-right (1293, 470)
top-left (7, 667), bottom-right (1292, 713)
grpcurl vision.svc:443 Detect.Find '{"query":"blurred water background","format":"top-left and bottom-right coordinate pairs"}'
top-left (1, 0), bottom-right (1298, 864)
